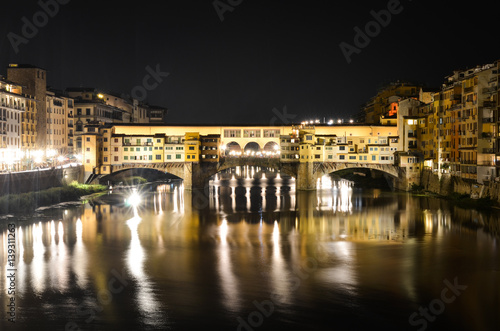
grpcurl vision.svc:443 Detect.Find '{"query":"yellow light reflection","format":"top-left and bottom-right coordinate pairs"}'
top-left (31, 222), bottom-right (46, 294)
top-left (271, 221), bottom-right (290, 304)
top-left (218, 218), bottom-right (240, 311)
top-left (73, 218), bottom-right (88, 288)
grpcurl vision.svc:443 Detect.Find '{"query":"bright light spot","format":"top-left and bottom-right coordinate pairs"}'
top-left (127, 189), bottom-right (142, 207)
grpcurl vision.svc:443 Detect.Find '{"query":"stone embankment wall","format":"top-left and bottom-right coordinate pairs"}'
top-left (421, 170), bottom-right (500, 203)
top-left (0, 165), bottom-right (84, 196)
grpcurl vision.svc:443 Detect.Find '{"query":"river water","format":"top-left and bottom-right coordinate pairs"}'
top-left (1, 167), bottom-right (499, 330)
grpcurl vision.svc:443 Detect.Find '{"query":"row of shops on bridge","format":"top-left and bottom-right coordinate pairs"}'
top-left (82, 123), bottom-right (422, 186)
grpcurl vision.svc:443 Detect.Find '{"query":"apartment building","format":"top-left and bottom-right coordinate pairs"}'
top-left (46, 90), bottom-right (75, 155)
top-left (0, 77), bottom-right (37, 170)
top-left (362, 81), bottom-right (421, 124)
top-left (7, 64), bottom-right (47, 152)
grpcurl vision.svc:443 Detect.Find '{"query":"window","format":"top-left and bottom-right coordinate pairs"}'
top-left (166, 155), bottom-right (171, 160)
top-left (114, 156), bottom-right (118, 162)
top-left (243, 129), bottom-right (261, 138)
top-left (339, 155), bottom-right (345, 160)
top-left (315, 155), bottom-right (320, 159)
top-left (339, 146), bottom-right (345, 151)
top-left (104, 157), bottom-right (108, 162)
top-left (224, 129), bottom-right (241, 138)
top-left (86, 137), bottom-right (90, 142)
top-left (263, 129), bottom-right (280, 137)
top-left (189, 146), bottom-right (195, 150)
top-left (176, 154), bottom-right (181, 159)
top-left (124, 147), bottom-right (128, 151)
top-left (156, 155), bottom-right (161, 160)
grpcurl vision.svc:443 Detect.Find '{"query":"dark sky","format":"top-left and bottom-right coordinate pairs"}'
top-left (1, 0), bottom-right (499, 124)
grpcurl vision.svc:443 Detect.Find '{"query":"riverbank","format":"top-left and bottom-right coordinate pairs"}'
top-left (410, 180), bottom-right (500, 238)
top-left (0, 181), bottom-right (107, 216)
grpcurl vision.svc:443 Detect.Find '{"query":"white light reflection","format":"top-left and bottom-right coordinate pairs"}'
top-left (47, 220), bottom-right (68, 292)
top-left (125, 207), bottom-right (165, 327)
top-left (332, 180), bottom-right (352, 213)
top-left (16, 227), bottom-right (26, 296)
top-left (217, 218), bottom-right (240, 311)
top-left (31, 222), bottom-right (46, 294)
top-left (270, 221), bottom-right (290, 304)
top-left (72, 218), bottom-right (88, 288)
top-left (317, 241), bottom-right (357, 291)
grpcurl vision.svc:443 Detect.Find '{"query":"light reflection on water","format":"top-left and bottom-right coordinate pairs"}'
top-left (0, 167), bottom-right (499, 330)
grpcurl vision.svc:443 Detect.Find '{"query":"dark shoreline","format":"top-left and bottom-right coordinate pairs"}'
top-left (0, 182), bottom-right (107, 216)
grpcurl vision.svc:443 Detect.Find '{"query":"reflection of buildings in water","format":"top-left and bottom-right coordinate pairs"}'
top-left (297, 188), bottom-right (408, 241)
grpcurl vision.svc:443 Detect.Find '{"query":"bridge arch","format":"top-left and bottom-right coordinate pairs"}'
top-left (263, 141), bottom-right (279, 152)
top-left (315, 162), bottom-right (405, 190)
top-left (243, 142), bottom-right (261, 155)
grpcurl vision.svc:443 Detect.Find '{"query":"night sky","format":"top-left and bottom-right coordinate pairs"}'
top-left (1, 0), bottom-right (499, 124)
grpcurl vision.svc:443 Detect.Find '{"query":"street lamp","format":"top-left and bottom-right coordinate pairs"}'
top-left (57, 155), bottom-right (65, 168)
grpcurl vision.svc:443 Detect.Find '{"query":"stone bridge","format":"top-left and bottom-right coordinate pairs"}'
top-left (103, 158), bottom-right (408, 190)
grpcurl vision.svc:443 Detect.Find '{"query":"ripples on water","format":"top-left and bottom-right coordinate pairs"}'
top-left (1, 167), bottom-right (499, 330)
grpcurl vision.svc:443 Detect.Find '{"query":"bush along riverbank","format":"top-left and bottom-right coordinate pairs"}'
top-left (0, 181), bottom-right (107, 215)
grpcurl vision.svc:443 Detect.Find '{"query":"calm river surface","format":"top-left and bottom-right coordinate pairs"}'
top-left (1, 168), bottom-right (499, 330)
